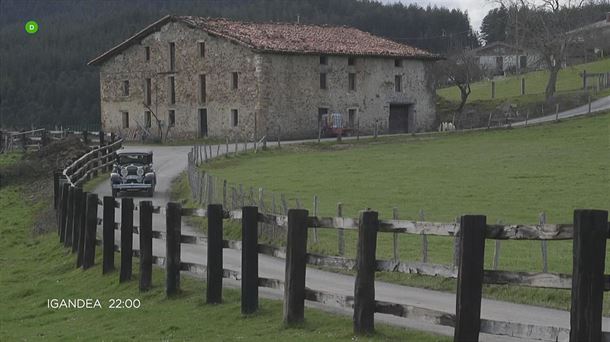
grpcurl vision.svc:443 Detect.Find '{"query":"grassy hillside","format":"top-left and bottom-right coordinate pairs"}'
top-left (437, 58), bottom-right (610, 103)
top-left (194, 112), bottom-right (610, 313)
top-left (0, 157), bottom-right (448, 341)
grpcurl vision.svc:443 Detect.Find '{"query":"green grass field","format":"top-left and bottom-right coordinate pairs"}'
top-left (0, 160), bottom-right (448, 341)
top-left (437, 58), bottom-right (610, 103)
top-left (194, 112), bottom-right (610, 313)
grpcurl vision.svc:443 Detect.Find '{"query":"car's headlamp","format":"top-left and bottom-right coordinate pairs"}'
top-left (120, 167), bottom-right (128, 177)
top-left (137, 167), bottom-right (144, 176)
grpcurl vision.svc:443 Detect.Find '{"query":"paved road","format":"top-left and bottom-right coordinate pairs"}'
top-left (94, 141), bottom-right (609, 342)
top-left (513, 95), bottom-right (610, 126)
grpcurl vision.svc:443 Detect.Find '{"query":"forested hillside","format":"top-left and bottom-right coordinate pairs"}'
top-left (0, 0), bottom-right (478, 129)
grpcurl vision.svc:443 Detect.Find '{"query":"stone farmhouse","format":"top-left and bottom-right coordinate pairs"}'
top-left (473, 42), bottom-right (542, 76)
top-left (88, 15), bottom-right (441, 140)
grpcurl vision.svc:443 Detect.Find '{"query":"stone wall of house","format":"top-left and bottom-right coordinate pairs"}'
top-left (99, 21), bottom-right (258, 141)
top-left (258, 53), bottom-right (437, 139)
top-left (98, 21), bottom-right (438, 141)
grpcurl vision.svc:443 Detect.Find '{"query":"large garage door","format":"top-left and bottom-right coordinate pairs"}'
top-left (389, 104), bottom-right (411, 133)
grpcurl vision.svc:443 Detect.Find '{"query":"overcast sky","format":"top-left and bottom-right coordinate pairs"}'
top-left (379, 0), bottom-right (498, 32)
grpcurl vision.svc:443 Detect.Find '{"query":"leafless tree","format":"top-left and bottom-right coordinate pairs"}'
top-left (493, 0), bottom-right (600, 100)
top-left (437, 50), bottom-right (486, 113)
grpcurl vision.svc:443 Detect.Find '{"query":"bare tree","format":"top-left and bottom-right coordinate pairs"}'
top-left (494, 0), bottom-right (598, 100)
top-left (437, 50), bottom-right (486, 113)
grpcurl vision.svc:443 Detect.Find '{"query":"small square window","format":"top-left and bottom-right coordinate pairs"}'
top-left (231, 109), bottom-right (238, 127)
top-left (199, 42), bottom-right (205, 58)
top-left (320, 73), bottom-right (327, 90)
top-left (199, 74), bottom-right (206, 103)
top-left (394, 58), bottom-right (402, 67)
top-left (122, 111), bottom-right (129, 128)
top-left (168, 110), bottom-right (175, 127)
top-left (169, 42), bottom-right (176, 71)
top-left (145, 78), bottom-right (152, 105)
top-left (395, 75), bottom-right (402, 92)
top-left (320, 55), bottom-right (328, 65)
top-left (348, 73), bottom-right (356, 91)
top-left (122, 80), bottom-right (130, 96)
top-left (169, 76), bottom-right (175, 104)
top-left (348, 109), bottom-right (356, 127)
top-left (348, 57), bottom-right (355, 66)
top-left (232, 72), bottom-right (238, 90)
top-left (145, 46), bottom-right (150, 61)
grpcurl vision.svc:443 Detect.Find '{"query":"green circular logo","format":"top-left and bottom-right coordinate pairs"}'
top-left (25, 20), bottom-right (38, 34)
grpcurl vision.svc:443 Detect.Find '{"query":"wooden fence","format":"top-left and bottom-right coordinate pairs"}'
top-left (0, 129), bottom-right (114, 153)
top-left (60, 137), bottom-right (123, 187)
top-left (52, 169), bottom-right (609, 341)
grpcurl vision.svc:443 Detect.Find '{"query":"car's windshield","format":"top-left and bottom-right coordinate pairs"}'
top-left (117, 154), bottom-right (151, 165)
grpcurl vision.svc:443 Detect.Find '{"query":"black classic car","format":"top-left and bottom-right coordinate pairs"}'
top-left (110, 150), bottom-right (156, 197)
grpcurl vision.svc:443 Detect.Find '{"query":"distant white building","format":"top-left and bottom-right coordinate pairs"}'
top-left (472, 42), bottom-right (542, 76)
top-left (566, 12), bottom-right (610, 64)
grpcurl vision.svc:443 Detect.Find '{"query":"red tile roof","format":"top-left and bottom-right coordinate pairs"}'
top-left (179, 16), bottom-right (439, 59)
top-left (89, 15), bottom-right (440, 66)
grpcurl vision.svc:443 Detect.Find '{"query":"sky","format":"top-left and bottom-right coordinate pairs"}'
top-left (380, 0), bottom-right (498, 32)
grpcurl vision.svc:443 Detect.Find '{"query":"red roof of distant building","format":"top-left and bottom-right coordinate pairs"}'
top-left (88, 15), bottom-right (440, 66)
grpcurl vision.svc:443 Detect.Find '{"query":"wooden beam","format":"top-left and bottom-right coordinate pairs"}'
top-left (102, 196), bottom-right (115, 274)
top-left (283, 209), bottom-right (309, 325)
top-left (82, 193), bottom-right (98, 270)
top-left (139, 201), bottom-right (153, 292)
top-left (570, 209), bottom-right (608, 342)
top-left (353, 210), bottom-right (378, 335)
top-left (165, 202), bottom-right (182, 296)
top-left (119, 198), bottom-right (134, 282)
top-left (206, 204), bottom-right (223, 304)
top-left (454, 215), bottom-right (486, 342)
top-left (241, 206), bottom-right (258, 314)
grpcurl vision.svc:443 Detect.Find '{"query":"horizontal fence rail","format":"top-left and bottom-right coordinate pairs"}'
top-left (62, 137), bottom-right (123, 186)
top-left (52, 141), bottom-right (610, 342)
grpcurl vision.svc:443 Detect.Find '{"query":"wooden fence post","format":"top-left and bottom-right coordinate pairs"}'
top-left (120, 198), bottom-right (134, 282)
top-left (520, 77), bottom-right (526, 95)
top-left (555, 104), bottom-right (560, 121)
top-left (166, 202), bottom-right (182, 296)
top-left (452, 216), bottom-right (461, 268)
top-left (539, 212), bottom-right (548, 273)
top-left (82, 193), bottom-right (98, 270)
top-left (337, 203), bottom-right (345, 256)
top-left (312, 195), bottom-right (319, 243)
top-left (241, 206), bottom-right (258, 314)
top-left (283, 208), bottom-right (309, 325)
top-left (570, 209), bottom-right (607, 342)
top-left (454, 215), bottom-right (486, 342)
top-left (491, 81), bottom-right (496, 99)
top-left (76, 191), bottom-right (87, 268)
top-left (492, 218), bottom-right (501, 271)
top-left (53, 171), bottom-right (61, 210)
top-left (392, 207), bottom-right (399, 261)
top-left (102, 196), bottom-right (115, 274)
top-left (222, 180), bottom-right (227, 208)
top-left (58, 181), bottom-right (67, 237)
top-left (207, 204), bottom-right (224, 304)
top-left (63, 186), bottom-right (74, 248)
top-left (419, 209), bottom-right (428, 263)
top-left (71, 187), bottom-right (83, 253)
top-left (353, 210), bottom-right (378, 335)
top-left (139, 201), bottom-right (153, 292)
